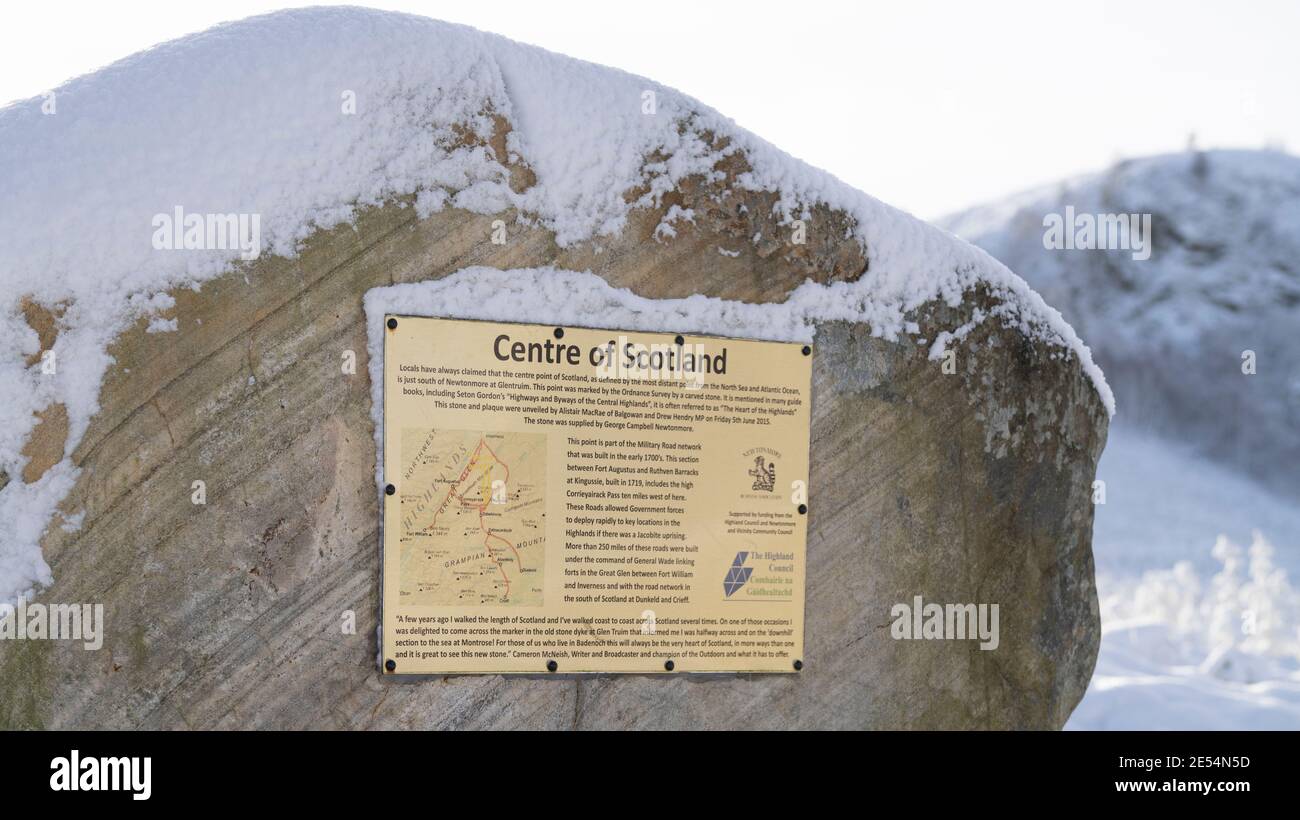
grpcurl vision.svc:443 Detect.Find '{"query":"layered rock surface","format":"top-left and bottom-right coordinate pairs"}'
top-left (0, 8), bottom-right (1107, 729)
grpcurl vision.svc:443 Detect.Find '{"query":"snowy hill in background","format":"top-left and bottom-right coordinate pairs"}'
top-left (944, 149), bottom-right (1300, 496)
top-left (943, 150), bottom-right (1300, 729)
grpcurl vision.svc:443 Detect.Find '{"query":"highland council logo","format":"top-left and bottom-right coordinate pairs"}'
top-left (723, 552), bottom-right (753, 597)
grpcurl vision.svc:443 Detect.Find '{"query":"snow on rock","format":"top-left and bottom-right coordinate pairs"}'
top-left (365, 265), bottom-right (1013, 488)
top-left (0, 7), bottom-right (1109, 603)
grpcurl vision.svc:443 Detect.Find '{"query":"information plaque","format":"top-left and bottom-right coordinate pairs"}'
top-left (381, 316), bottom-right (812, 674)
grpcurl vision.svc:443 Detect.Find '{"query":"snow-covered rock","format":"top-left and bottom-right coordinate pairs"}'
top-left (0, 8), bottom-right (1108, 729)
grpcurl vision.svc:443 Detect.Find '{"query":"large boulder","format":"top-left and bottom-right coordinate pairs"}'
top-left (0, 8), bottom-right (1108, 729)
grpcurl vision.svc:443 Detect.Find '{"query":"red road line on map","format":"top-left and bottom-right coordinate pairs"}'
top-left (423, 437), bottom-right (523, 599)
top-left (477, 439), bottom-right (525, 569)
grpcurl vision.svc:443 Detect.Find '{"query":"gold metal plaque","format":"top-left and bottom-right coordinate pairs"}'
top-left (381, 316), bottom-right (811, 674)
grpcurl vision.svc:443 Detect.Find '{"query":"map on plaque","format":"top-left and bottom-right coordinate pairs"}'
top-left (381, 316), bottom-right (812, 674)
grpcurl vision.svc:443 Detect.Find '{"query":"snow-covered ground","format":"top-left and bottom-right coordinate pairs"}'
top-left (1068, 425), bottom-right (1300, 729)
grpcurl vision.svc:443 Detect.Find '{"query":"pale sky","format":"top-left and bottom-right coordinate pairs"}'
top-left (3, 0), bottom-right (1296, 218)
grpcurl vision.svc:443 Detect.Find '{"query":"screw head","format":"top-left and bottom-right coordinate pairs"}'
top-left (387, 317), bottom-right (398, 330)
top-left (553, 327), bottom-right (564, 339)
top-left (546, 659), bottom-right (558, 672)
top-left (664, 659), bottom-right (675, 672)
top-left (798, 503), bottom-right (808, 515)
top-left (385, 659), bottom-right (396, 672)
top-left (793, 659), bottom-right (803, 671)
top-left (801, 345), bottom-right (811, 356)
top-left (674, 335), bottom-right (685, 346)
top-left (385, 484), bottom-right (396, 496)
